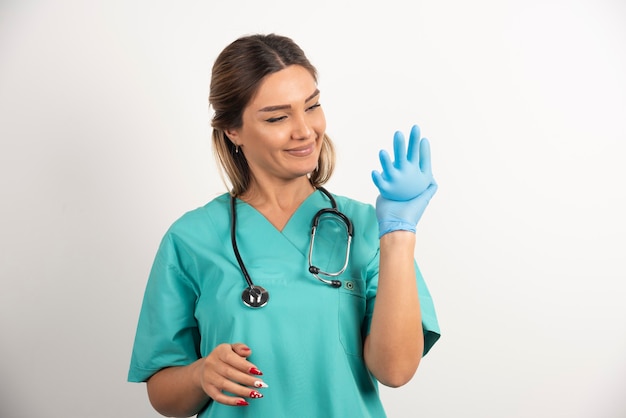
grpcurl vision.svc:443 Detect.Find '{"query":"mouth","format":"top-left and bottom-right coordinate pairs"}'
top-left (285, 143), bottom-right (316, 157)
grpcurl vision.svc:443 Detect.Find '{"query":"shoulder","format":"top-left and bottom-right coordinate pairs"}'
top-left (168, 193), bottom-right (230, 231)
top-left (330, 192), bottom-right (378, 240)
top-left (162, 193), bottom-right (231, 248)
top-left (326, 192), bottom-right (380, 271)
top-left (331, 193), bottom-right (376, 219)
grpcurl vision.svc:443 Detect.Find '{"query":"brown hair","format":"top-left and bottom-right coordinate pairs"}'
top-left (209, 33), bottom-right (335, 196)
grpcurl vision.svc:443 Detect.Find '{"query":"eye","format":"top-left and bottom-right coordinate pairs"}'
top-left (307, 103), bottom-right (321, 112)
top-left (265, 116), bottom-right (286, 123)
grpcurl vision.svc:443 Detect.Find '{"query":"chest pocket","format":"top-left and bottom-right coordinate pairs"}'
top-left (338, 278), bottom-right (366, 357)
top-left (311, 214), bottom-right (366, 357)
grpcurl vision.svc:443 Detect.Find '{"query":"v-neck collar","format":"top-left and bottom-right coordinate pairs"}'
top-left (233, 189), bottom-right (334, 256)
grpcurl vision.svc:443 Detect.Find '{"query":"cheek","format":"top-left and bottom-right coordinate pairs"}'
top-left (314, 110), bottom-right (327, 135)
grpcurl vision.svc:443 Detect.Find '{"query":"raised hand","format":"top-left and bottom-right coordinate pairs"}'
top-left (371, 125), bottom-right (437, 237)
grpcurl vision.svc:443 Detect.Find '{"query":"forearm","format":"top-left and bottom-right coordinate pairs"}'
top-left (146, 360), bottom-right (210, 417)
top-left (364, 230), bottom-right (423, 387)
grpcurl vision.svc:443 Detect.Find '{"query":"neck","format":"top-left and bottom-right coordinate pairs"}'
top-left (241, 177), bottom-right (314, 206)
top-left (238, 178), bottom-right (316, 231)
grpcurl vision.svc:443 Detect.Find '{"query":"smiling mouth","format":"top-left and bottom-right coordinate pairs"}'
top-left (286, 143), bottom-right (315, 156)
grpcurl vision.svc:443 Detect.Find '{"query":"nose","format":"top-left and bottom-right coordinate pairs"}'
top-left (291, 112), bottom-right (312, 140)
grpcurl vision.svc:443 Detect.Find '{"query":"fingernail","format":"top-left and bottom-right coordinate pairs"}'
top-left (241, 346), bottom-right (251, 352)
top-left (254, 380), bottom-right (269, 388)
top-left (249, 367), bottom-right (263, 376)
top-left (236, 400), bottom-right (249, 406)
top-left (250, 390), bottom-right (263, 399)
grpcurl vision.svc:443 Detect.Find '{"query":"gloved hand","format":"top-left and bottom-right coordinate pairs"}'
top-left (371, 124), bottom-right (438, 237)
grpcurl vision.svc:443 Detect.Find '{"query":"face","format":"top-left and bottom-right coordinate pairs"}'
top-left (226, 65), bottom-right (326, 186)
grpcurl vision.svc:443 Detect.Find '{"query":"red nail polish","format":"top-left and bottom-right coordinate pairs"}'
top-left (250, 390), bottom-right (263, 399)
top-left (249, 367), bottom-right (263, 376)
top-left (236, 400), bottom-right (249, 406)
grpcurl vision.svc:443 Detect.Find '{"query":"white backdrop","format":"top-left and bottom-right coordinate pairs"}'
top-left (1, 1), bottom-right (625, 417)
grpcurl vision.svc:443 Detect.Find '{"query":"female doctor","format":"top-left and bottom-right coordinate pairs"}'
top-left (128, 33), bottom-right (440, 417)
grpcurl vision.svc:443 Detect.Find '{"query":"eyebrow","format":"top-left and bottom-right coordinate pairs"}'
top-left (258, 89), bottom-right (320, 112)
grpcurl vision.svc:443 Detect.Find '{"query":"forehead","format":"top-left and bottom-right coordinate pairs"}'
top-left (248, 65), bottom-right (317, 108)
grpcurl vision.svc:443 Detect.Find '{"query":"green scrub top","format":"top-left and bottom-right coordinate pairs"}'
top-left (128, 190), bottom-right (440, 418)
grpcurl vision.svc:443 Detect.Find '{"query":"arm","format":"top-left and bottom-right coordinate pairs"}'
top-left (364, 231), bottom-right (423, 387)
top-left (364, 125), bottom-right (437, 387)
top-left (147, 360), bottom-right (211, 417)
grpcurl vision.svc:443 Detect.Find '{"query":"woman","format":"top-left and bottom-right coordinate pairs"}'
top-left (128, 33), bottom-right (440, 417)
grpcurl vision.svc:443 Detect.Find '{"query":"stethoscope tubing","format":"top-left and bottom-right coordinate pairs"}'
top-left (230, 187), bottom-right (353, 307)
top-left (230, 194), bottom-right (254, 289)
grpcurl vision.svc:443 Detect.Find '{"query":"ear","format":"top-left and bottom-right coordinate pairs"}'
top-left (225, 128), bottom-right (240, 146)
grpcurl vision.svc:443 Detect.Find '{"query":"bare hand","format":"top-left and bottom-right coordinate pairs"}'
top-left (199, 343), bottom-right (268, 406)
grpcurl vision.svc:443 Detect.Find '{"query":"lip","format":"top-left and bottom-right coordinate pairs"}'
top-left (285, 143), bottom-right (315, 157)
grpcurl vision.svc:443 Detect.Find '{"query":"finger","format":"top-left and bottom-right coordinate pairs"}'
top-left (209, 362), bottom-right (266, 389)
top-left (393, 130), bottom-right (407, 168)
top-left (378, 150), bottom-right (394, 179)
top-left (371, 170), bottom-right (384, 191)
top-left (225, 366), bottom-right (268, 391)
top-left (407, 124), bottom-right (421, 163)
top-left (419, 182), bottom-right (438, 203)
top-left (201, 361), bottom-right (268, 403)
top-left (231, 343), bottom-right (252, 358)
top-left (204, 382), bottom-right (251, 407)
top-left (215, 344), bottom-right (260, 376)
top-left (419, 137), bottom-right (432, 174)
top-left (222, 376), bottom-right (265, 398)
top-left (372, 170), bottom-right (393, 197)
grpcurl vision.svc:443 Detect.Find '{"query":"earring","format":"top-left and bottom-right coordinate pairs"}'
top-left (235, 145), bottom-right (240, 154)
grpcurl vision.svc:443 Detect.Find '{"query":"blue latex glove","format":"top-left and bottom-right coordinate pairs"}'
top-left (371, 124), bottom-right (438, 237)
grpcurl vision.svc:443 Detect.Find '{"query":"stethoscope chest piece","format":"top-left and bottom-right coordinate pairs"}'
top-left (242, 285), bottom-right (269, 308)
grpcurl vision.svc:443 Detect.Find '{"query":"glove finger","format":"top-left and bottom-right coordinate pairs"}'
top-left (407, 125), bottom-right (421, 163)
top-left (420, 182), bottom-right (438, 203)
top-left (371, 170), bottom-right (383, 190)
top-left (372, 171), bottom-right (389, 196)
top-left (378, 149), bottom-right (394, 179)
top-left (393, 131), bottom-right (407, 168)
top-left (419, 137), bottom-right (432, 174)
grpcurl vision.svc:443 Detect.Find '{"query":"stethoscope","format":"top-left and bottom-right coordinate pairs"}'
top-left (230, 187), bottom-right (353, 308)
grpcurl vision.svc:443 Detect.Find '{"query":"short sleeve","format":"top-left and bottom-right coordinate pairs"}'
top-left (128, 233), bottom-right (201, 382)
top-left (415, 262), bottom-right (440, 356)
top-left (363, 248), bottom-right (379, 338)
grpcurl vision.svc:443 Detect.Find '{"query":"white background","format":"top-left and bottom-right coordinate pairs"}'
top-left (1, 1), bottom-right (625, 417)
